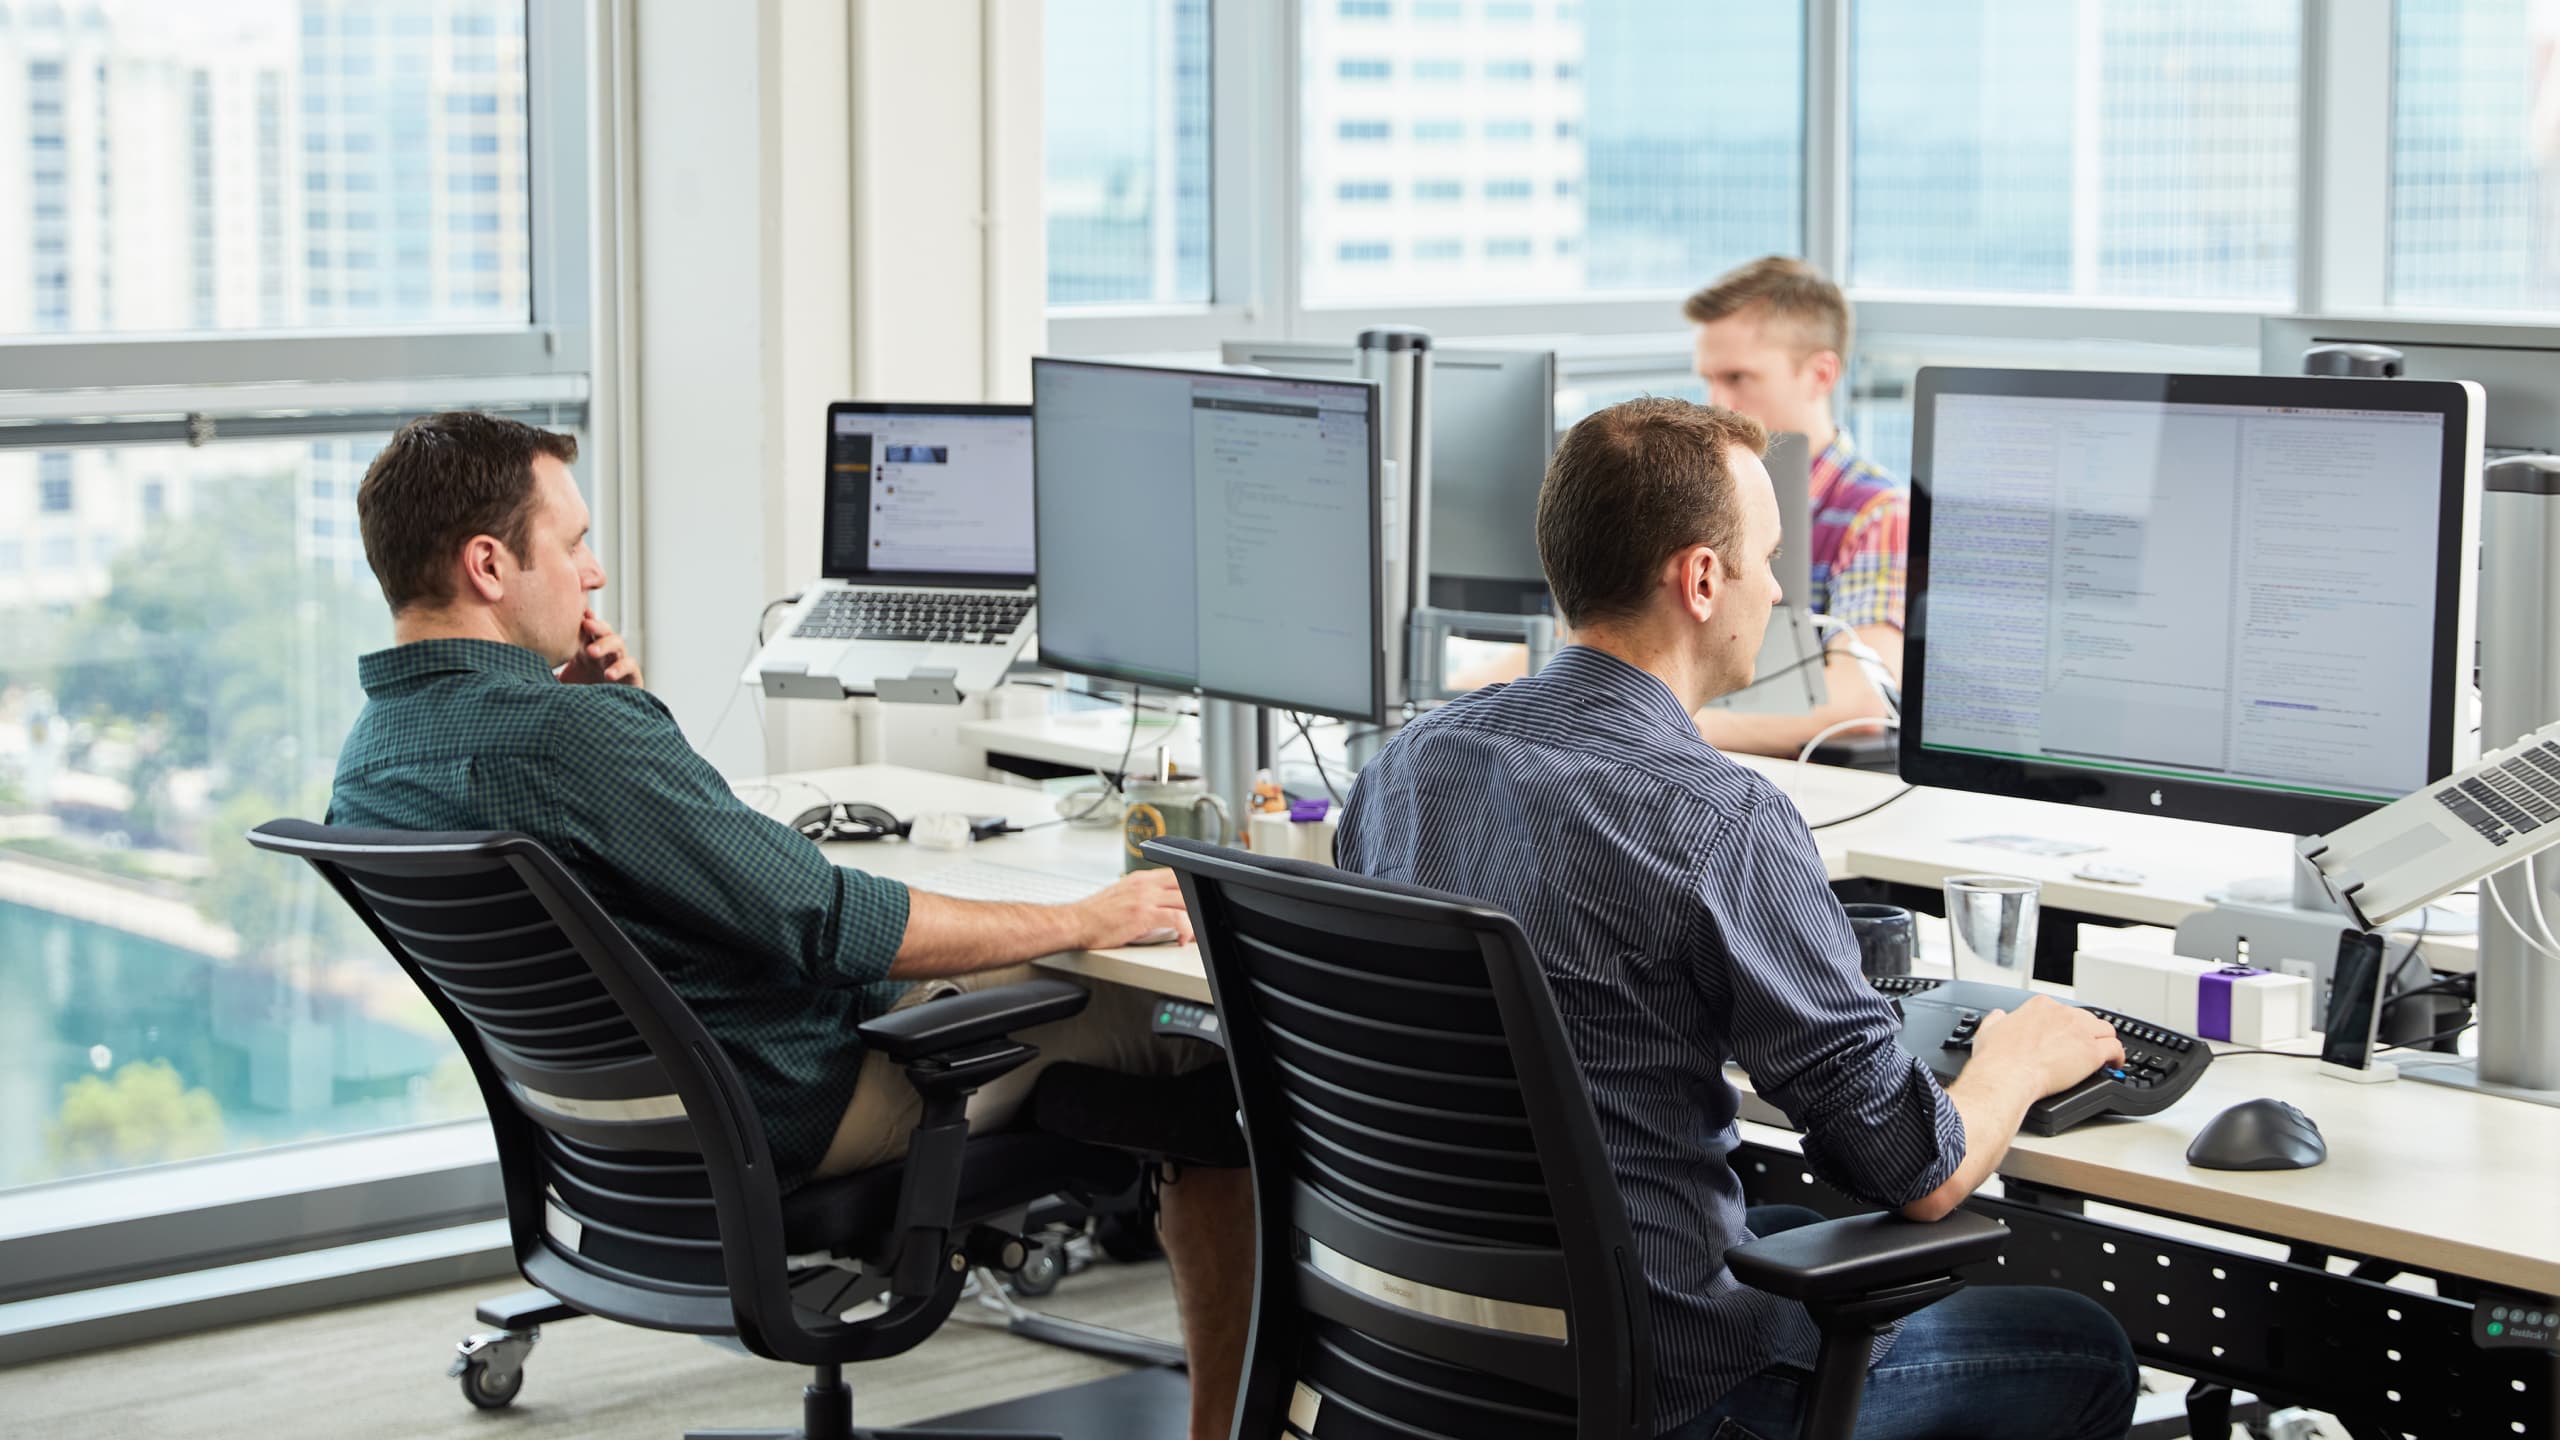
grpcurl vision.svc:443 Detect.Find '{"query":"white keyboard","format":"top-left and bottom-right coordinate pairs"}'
top-left (907, 860), bottom-right (1109, 907)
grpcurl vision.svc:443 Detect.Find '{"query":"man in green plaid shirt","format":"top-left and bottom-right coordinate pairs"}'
top-left (327, 413), bottom-right (1249, 1439)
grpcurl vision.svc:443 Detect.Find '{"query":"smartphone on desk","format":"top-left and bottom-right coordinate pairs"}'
top-left (2318, 929), bottom-right (2389, 1074)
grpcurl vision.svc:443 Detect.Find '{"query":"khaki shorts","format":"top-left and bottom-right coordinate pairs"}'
top-left (814, 965), bottom-right (1220, 1180)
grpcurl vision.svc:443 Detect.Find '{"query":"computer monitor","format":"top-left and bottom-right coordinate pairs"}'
top-left (2262, 314), bottom-right (2560, 456)
top-left (1220, 341), bottom-right (1556, 614)
top-left (1901, 367), bottom-right (2482, 836)
top-left (1031, 357), bottom-right (1386, 723)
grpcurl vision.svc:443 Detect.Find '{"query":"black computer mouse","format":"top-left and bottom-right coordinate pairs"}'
top-left (2186, 1097), bottom-right (2326, 1171)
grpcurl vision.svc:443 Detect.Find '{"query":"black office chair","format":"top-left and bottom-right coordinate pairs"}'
top-left (1145, 837), bottom-right (2008, 1440)
top-left (248, 820), bottom-right (1148, 1440)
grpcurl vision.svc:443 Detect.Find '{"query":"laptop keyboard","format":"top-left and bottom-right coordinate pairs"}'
top-left (792, 590), bottom-right (1032, 644)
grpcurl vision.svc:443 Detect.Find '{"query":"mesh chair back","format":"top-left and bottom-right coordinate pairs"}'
top-left (247, 822), bottom-right (798, 1347)
top-left (1148, 838), bottom-right (1652, 1440)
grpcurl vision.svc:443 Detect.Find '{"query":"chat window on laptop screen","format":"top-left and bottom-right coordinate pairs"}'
top-left (1921, 393), bottom-right (2443, 804)
top-left (826, 412), bottom-right (1034, 576)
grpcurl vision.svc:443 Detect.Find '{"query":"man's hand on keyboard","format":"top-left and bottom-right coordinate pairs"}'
top-left (1074, 868), bottom-right (1195, 950)
top-left (1970, 995), bottom-right (2126, 1096)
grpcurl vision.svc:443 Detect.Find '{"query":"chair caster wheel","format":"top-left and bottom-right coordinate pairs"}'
top-left (457, 1356), bottom-right (525, 1409)
top-left (1013, 1240), bottom-right (1063, 1297)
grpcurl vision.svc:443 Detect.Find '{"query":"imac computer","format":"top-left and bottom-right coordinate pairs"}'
top-left (1902, 366), bottom-right (2482, 842)
top-left (1031, 357), bottom-right (1386, 724)
top-left (1220, 341), bottom-right (1555, 615)
top-left (2261, 314), bottom-right (2560, 455)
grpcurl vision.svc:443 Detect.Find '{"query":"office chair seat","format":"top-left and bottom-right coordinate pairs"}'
top-left (781, 1132), bottom-right (1139, 1253)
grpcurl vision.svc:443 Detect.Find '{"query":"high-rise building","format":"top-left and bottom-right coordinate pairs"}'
top-left (0, 0), bottom-right (530, 612)
top-left (1300, 0), bottom-right (1584, 302)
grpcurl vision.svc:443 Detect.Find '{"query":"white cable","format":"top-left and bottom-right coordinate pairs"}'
top-left (1808, 613), bottom-right (1901, 719)
top-left (1797, 716), bottom-right (1897, 767)
top-left (2528, 853), bottom-right (2560, 956)
top-left (2483, 867), bottom-right (2560, 962)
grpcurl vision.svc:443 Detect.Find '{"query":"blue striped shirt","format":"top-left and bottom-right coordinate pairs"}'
top-left (1336, 644), bottom-right (1965, 1430)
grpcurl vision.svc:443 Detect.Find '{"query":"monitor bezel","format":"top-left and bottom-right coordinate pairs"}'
top-left (821, 401), bottom-right (1038, 589)
top-left (1900, 366), bottom-right (2478, 836)
top-left (1031, 357), bottom-right (1388, 725)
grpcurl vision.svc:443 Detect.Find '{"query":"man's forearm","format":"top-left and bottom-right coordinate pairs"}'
top-left (1697, 651), bottom-right (1892, 759)
top-left (1901, 1063), bottom-right (2038, 1221)
top-left (888, 890), bottom-right (1090, 979)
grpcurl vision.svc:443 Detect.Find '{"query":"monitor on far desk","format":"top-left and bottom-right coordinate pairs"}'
top-left (1030, 357), bottom-right (1386, 724)
top-left (1219, 340), bottom-right (1555, 616)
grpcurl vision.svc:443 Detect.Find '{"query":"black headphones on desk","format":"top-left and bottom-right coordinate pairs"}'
top-left (791, 801), bottom-right (910, 843)
top-left (791, 801), bottom-right (1018, 845)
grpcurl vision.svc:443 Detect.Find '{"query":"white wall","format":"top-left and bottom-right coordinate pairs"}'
top-left (622, 0), bottom-right (1045, 780)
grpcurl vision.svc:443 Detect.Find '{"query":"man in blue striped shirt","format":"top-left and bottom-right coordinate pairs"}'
top-left (1337, 398), bottom-right (2139, 1439)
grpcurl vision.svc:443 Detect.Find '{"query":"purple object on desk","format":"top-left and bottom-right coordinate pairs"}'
top-left (1289, 798), bottom-right (1332, 823)
top-left (2197, 965), bottom-right (2262, 1042)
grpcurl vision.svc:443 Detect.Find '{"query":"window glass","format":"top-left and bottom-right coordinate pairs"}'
top-left (1851, 0), bottom-right (2298, 301)
top-left (2391, 0), bottom-right (2560, 309)
top-left (0, 435), bottom-right (532, 1190)
top-left (2, 0), bottom-right (534, 336)
top-left (1300, 0), bottom-right (1802, 304)
top-left (1044, 0), bottom-right (1213, 306)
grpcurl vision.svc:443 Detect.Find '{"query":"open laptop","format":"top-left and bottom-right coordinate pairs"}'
top-left (745, 402), bottom-right (1037, 699)
top-left (1704, 431), bottom-right (1830, 715)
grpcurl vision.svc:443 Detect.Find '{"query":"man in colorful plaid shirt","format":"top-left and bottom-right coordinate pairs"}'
top-left (1683, 256), bottom-right (1906, 760)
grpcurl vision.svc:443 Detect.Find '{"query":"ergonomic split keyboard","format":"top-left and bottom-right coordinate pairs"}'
top-left (792, 588), bottom-right (1033, 645)
top-left (1870, 976), bottom-right (2213, 1136)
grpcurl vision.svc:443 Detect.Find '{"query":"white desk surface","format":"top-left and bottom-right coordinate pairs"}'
top-left (739, 764), bottom-right (1217, 1003)
top-left (751, 763), bottom-right (2545, 1290)
top-left (1732, 755), bottom-right (2476, 972)
top-left (936, 730), bottom-right (2475, 970)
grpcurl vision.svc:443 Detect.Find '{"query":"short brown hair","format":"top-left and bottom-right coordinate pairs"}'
top-left (1537, 398), bottom-right (1768, 629)
top-left (357, 412), bottom-right (579, 613)
top-left (1681, 254), bottom-right (1851, 360)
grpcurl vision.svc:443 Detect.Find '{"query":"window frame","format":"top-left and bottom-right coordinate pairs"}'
top-left (0, 1), bottom-right (603, 1356)
top-left (1051, 0), bottom-right (2405, 390)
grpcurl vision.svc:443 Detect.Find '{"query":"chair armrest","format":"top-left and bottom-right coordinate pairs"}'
top-left (1726, 1209), bottom-right (2007, 1305)
top-left (857, 977), bottom-right (1089, 1064)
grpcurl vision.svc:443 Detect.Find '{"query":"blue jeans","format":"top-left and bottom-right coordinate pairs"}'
top-left (1661, 1205), bottom-right (2139, 1440)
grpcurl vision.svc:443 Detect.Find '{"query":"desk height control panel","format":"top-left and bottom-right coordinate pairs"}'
top-left (2478, 1293), bottom-right (2560, 1351)
top-left (1152, 998), bottom-right (1223, 1048)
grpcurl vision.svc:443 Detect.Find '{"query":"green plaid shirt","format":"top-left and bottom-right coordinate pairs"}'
top-left (329, 638), bottom-right (911, 1186)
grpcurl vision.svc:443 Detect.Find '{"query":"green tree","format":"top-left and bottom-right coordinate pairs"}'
top-left (51, 467), bottom-right (391, 956)
top-left (47, 1059), bottom-right (226, 1175)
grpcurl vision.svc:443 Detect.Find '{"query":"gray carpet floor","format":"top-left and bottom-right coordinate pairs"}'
top-left (0, 1259), bottom-right (1180, 1438)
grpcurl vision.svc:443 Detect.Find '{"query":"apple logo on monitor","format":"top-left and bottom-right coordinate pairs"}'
top-left (2150, 790), bottom-right (2163, 807)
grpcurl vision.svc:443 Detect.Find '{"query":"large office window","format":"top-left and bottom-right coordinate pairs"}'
top-left (2392, 0), bottom-right (2560, 310)
top-left (1851, 0), bottom-right (2298, 302)
top-left (1044, 0), bottom-right (1212, 306)
top-left (0, 438), bottom-right (504, 1189)
top-left (0, 0), bottom-right (589, 1227)
top-left (2, 0), bottom-right (533, 337)
top-left (1298, 0), bottom-right (1802, 304)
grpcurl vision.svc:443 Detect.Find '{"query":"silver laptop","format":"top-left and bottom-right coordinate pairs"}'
top-left (1706, 431), bottom-right (1830, 715)
top-left (745, 402), bottom-right (1037, 699)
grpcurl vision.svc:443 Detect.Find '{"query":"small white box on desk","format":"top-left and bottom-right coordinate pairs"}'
top-left (2073, 944), bottom-right (2314, 1046)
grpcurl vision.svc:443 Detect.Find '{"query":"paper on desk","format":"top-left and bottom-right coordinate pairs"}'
top-left (1959, 833), bottom-right (2101, 857)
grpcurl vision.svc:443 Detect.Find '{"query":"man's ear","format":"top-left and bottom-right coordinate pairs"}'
top-left (1805, 347), bottom-right (1843, 395)
top-left (1675, 542), bottom-right (1723, 623)
top-left (457, 534), bottom-right (508, 605)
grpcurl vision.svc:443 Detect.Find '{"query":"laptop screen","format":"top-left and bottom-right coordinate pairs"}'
top-left (823, 404), bottom-right (1036, 582)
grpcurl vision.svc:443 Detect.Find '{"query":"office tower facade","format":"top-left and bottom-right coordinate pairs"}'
top-left (0, 0), bottom-right (529, 613)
